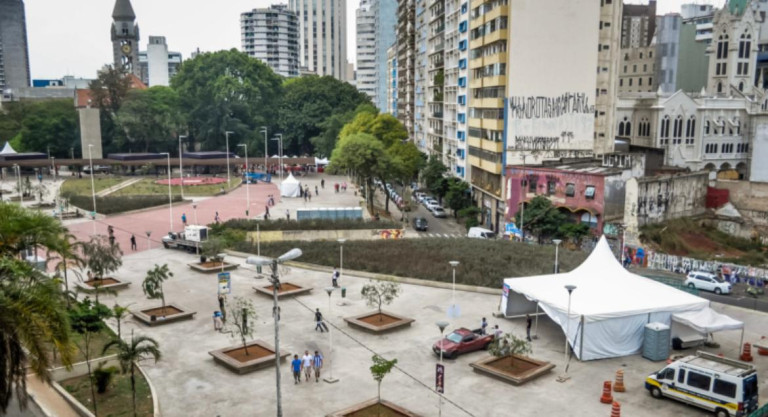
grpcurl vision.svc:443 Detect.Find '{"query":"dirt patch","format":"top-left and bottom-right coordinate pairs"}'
top-left (141, 306), bottom-right (183, 317)
top-left (222, 345), bottom-right (274, 363)
top-left (198, 261), bottom-right (225, 268)
top-left (485, 356), bottom-right (541, 376)
top-left (84, 278), bottom-right (120, 287)
top-left (344, 403), bottom-right (409, 417)
top-left (265, 283), bottom-right (302, 293)
top-left (358, 313), bottom-right (403, 327)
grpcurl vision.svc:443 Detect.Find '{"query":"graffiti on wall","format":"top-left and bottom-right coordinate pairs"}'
top-left (508, 94), bottom-right (594, 119)
top-left (637, 247), bottom-right (768, 280)
top-left (379, 229), bottom-right (404, 239)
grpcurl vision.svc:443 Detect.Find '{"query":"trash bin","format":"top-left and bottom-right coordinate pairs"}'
top-left (341, 287), bottom-right (347, 298)
top-left (256, 265), bottom-right (262, 274)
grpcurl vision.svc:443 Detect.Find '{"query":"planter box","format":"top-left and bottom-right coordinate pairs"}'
top-left (188, 261), bottom-right (239, 273)
top-left (253, 282), bottom-right (312, 298)
top-left (132, 303), bottom-right (196, 326)
top-left (326, 398), bottom-right (422, 417)
top-left (208, 340), bottom-right (290, 375)
top-left (344, 310), bottom-right (414, 334)
top-left (470, 354), bottom-right (555, 385)
top-left (75, 277), bottom-right (130, 293)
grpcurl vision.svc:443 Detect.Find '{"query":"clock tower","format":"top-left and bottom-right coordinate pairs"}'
top-left (110, 0), bottom-right (140, 77)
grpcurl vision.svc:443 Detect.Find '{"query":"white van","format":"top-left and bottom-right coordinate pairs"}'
top-left (467, 227), bottom-right (496, 239)
top-left (645, 351), bottom-right (758, 417)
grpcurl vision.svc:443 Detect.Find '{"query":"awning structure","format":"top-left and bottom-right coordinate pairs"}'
top-left (280, 173), bottom-right (301, 198)
top-left (672, 308), bottom-right (743, 334)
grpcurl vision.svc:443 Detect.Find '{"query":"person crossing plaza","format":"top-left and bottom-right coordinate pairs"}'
top-left (312, 351), bottom-right (323, 382)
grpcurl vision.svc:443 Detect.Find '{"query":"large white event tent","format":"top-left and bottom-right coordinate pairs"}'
top-left (500, 236), bottom-right (717, 361)
top-left (280, 173), bottom-right (301, 198)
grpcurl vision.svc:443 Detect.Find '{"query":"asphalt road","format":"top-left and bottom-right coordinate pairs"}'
top-left (407, 199), bottom-right (466, 237)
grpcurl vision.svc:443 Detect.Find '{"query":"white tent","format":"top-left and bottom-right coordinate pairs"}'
top-left (280, 173), bottom-right (301, 198)
top-left (0, 142), bottom-right (17, 155)
top-left (501, 236), bottom-right (711, 360)
top-left (671, 308), bottom-right (744, 348)
top-left (314, 157), bottom-right (329, 166)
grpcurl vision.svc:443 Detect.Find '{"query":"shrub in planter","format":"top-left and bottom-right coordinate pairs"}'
top-left (92, 364), bottom-right (118, 393)
top-left (64, 193), bottom-right (183, 215)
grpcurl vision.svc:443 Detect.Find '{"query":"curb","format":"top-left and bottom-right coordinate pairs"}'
top-left (136, 361), bottom-right (162, 417)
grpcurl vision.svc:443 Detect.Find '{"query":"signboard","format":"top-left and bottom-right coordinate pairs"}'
top-left (505, 222), bottom-right (521, 237)
top-left (436, 364), bottom-right (445, 394)
top-left (217, 272), bottom-right (231, 295)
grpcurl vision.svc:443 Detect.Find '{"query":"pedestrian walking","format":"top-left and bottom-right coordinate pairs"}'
top-left (332, 267), bottom-right (340, 287)
top-left (526, 314), bottom-right (533, 341)
top-left (308, 192), bottom-right (311, 202)
top-left (286, 209), bottom-right (290, 220)
top-left (302, 351), bottom-right (313, 382)
top-left (321, 179), bottom-right (325, 189)
top-left (182, 213), bottom-right (187, 226)
top-left (342, 182), bottom-right (347, 192)
top-left (315, 186), bottom-right (319, 196)
top-left (315, 308), bottom-right (329, 332)
top-left (213, 311), bottom-right (223, 332)
top-left (265, 205), bottom-right (270, 217)
top-left (481, 317), bottom-right (488, 335)
top-left (215, 211), bottom-right (220, 223)
top-left (218, 294), bottom-right (227, 322)
top-left (291, 354), bottom-right (302, 384)
top-left (334, 183), bottom-right (339, 193)
top-left (313, 351), bottom-right (323, 382)
top-left (493, 324), bottom-right (502, 339)
top-left (130, 234), bottom-right (137, 251)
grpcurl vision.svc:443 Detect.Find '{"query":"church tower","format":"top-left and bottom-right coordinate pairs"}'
top-left (110, 0), bottom-right (140, 77)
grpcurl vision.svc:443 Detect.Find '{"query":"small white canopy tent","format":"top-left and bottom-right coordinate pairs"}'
top-left (280, 173), bottom-right (301, 198)
top-left (501, 236), bottom-right (712, 360)
top-left (671, 308), bottom-right (744, 348)
top-left (1, 142), bottom-right (17, 155)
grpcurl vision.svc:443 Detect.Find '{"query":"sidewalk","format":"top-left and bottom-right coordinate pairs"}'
top-left (24, 375), bottom-right (80, 417)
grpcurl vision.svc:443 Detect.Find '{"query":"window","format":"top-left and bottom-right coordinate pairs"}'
top-left (528, 176), bottom-right (537, 192)
top-left (660, 115), bottom-right (671, 144)
top-left (677, 369), bottom-right (686, 384)
top-left (739, 33), bottom-right (752, 59)
top-left (705, 143), bottom-right (718, 154)
top-left (547, 181), bottom-right (556, 195)
top-left (620, 79), bottom-right (624, 87)
top-left (713, 379), bottom-right (737, 398)
top-left (639, 52), bottom-right (644, 59)
top-left (686, 116), bottom-right (696, 144)
top-left (705, 120), bottom-right (710, 135)
top-left (639, 78), bottom-right (643, 86)
top-left (565, 183), bottom-right (575, 197)
top-left (629, 78), bottom-right (633, 86)
top-left (649, 51), bottom-right (652, 58)
top-left (585, 186), bottom-right (596, 199)
top-left (643, 64), bottom-right (647, 72)
top-left (687, 372), bottom-right (712, 391)
top-left (659, 368), bottom-right (675, 381)
top-left (633, 64), bottom-right (637, 73)
top-left (717, 82), bottom-right (723, 93)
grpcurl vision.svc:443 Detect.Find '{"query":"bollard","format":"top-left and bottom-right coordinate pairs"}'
top-left (613, 370), bottom-right (626, 392)
top-left (600, 381), bottom-right (614, 404)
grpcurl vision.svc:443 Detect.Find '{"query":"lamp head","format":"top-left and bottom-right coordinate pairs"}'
top-left (324, 287), bottom-right (335, 296)
top-left (449, 261), bottom-right (459, 267)
top-left (278, 248), bottom-right (302, 262)
top-left (436, 321), bottom-right (450, 333)
top-left (553, 239), bottom-right (562, 246)
top-left (217, 253), bottom-right (226, 260)
top-left (226, 130), bottom-right (235, 134)
top-left (565, 284), bottom-right (577, 294)
top-left (338, 238), bottom-right (347, 244)
top-left (246, 255), bottom-right (273, 266)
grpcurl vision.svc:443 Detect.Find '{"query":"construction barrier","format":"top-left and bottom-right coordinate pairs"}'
top-left (610, 401), bottom-right (621, 417)
top-left (613, 369), bottom-right (626, 392)
top-left (600, 381), bottom-right (614, 404)
top-left (741, 342), bottom-right (754, 362)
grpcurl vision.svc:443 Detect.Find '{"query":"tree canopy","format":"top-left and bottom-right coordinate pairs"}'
top-left (116, 87), bottom-right (181, 153)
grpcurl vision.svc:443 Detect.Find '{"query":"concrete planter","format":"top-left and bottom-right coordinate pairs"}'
top-left (469, 354), bottom-right (555, 385)
top-left (188, 261), bottom-right (239, 273)
top-left (75, 277), bottom-right (130, 293)
top-left (326, 398), bottom-right (422, 417)
top-left (208, 340), bottom-right (290, 375)
top-left (253, 282), bottom-right (312, 298)
top-left (132, 303), bottom-right (196, 326)
top-left (344, 310), bottom-right (414, 334)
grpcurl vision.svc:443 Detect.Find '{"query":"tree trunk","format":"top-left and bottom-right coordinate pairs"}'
top-left (84, 334), bottom-right (98, 417)
top-left (130, 365), bottom-right (137, 417)
top-left (63, 258), bottom-right (70, 309)
top-left (243, 334), bottom-right (249, 356)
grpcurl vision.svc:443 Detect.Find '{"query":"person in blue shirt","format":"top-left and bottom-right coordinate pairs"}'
top-left (290, 354), bottom-right (302, 384)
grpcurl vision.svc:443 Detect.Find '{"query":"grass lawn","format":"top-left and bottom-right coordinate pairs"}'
top-left (237, 238), bottom-right (587, 288)
top-left (112, 177), bottom-right (242, 197)
top-left (51, 328), bottom-right (119, 368)
top-left (62, 366), bottom-right (153, 417)
top-left (60, 177), bottom-right (125, 196)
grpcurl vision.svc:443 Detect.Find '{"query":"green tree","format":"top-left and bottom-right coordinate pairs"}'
top-left (329, 133), bottom-right (390, 213)
top-left (444, 179), bottom-right (472, 218)
top-left (559, 223), bottom-right (590, 245)
top-left (488, 333), bottom-right (532, 357)
top-left (89, 65), bottom-right (133, 153)
top-left (81, 236), bottom-right (123, 303)
top-left (515, 196), bottom-right (567, 242)
top-left (360, 280), bottom-right (402, 321)
top-left (201, 237), bottom-right (226, 264)
top-left (279, 76), bottom-right (372, 155)
top-left (172, 49), bottom-right (282, 152)
top-left (421, 155), bottom-right (448, 194)
top-left (15, 100), bottom-right (78, 157)
top-left (458, 206), bottom-right (481, 230)
top-left (69, 298), bottom-right (111, 417)
top-left (111, 303), bottom-right (132, 340)
top-left (370, 354), bottom-right (397, 404)
top-left (142, 264), bottom-right (174, 315)
top-left (102, 333), bottom-right (161, 417)
top-left (223, 297), bottom-right (257, 356)
top-left (116, 87), bottom-right (181, 153)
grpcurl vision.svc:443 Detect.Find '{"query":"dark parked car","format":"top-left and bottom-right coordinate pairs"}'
top-left (432, 328), bottom-right (494, 359)
top-left (413, 217), bottom-right (428, 231)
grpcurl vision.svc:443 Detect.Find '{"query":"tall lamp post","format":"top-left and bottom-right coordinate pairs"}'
top-left (272, 134), bottom-right (284, 183)
top-left (552, 239), bottom-right (562, 274)
top-left (337, 239), bottom-right (348, 306)
top-left (448, 261), bottom-right (460, 318)
top-left (238, 143), bottom-right (250, 218)
top-left (260, 126), bottom-right (268, 173)
top-left (192, 203), bottom-right (198, 225)
top-left (563, 284), bottom-right (577, 378)
top-left (519, 153), bottom-right (527, 242)
top-left (178, 134), bottom-right (187, 199)
top-left (247, 249), bottom-right (303, 417)
top-left (161, 152), bottom-right (173, 233)
top-left (323, 287), bottom-right (338, 383)
top-left (436, 321), bottom-right (449, 417)
top-left (13, 164), bottom-right (21, 206)
top-left (225, 131), bottom-right (234, 188)
top-left (88, 144), bottom-right (97, 235)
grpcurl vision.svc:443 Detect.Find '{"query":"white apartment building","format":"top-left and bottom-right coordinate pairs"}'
top-left (241, 5), bottom-right (300, 77)
top-left (137, 36), bottom-right (182, 87)
top-left (289, 0), bottom-right (348, 80)
top-left (356, 0), bottom-right (397, 110)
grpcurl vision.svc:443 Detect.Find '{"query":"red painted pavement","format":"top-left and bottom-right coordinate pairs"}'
top-left (67, 182), bottom-right (279, 252)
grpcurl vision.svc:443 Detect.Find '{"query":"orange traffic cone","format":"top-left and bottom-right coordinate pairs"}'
top-left (613, 370), bottom-right (626, 392)
top-left (600, 381), bottom-right (614, 404)
top-left (610, 401), bottom-right (621, 417)
top-left (758, 337), bottom-right (768, 356)
top-left (740, 342), bottom-right (753, 362)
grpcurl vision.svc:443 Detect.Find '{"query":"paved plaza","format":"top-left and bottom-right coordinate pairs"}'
top-left (78, 247), bottom-right (768, 417)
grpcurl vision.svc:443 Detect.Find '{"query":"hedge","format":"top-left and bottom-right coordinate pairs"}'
top-left (215, 218), bottom-right (401, 232)
top-left (64, 194), bottom-right (183, 215)
top-left (233, 238), bottom-right (587, 288)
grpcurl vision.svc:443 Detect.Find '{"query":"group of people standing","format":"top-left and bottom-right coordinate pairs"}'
top-left (291, 350), bottom-right (324, 383)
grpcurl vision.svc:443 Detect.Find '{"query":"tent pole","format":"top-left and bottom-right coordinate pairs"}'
top-left (534, 303), bottom-right (540, 339)
top-left (579, 315), bottom-right (585, 361)
top-left (739, 328), bottom-right (744, 356)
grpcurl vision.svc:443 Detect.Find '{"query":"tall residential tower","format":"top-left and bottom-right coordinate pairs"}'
top-left (0, 0), bottom-right (31, 90)
top-left (289, 0), bottom-right (348, 80)
top-left (356, 0), bottom-right (397, 110)
top-left (241, 4), bottom-right (300, 77)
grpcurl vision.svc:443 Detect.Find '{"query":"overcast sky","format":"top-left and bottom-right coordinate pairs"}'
top-left (25, 0), bottom-right (725, 80)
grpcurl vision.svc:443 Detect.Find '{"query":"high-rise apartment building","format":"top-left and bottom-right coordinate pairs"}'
top-left (396, 0), bottom-right (416, 138)
top-left (594, 0), bottom-right (622, 155)
top-left (241, 5), bottom-right (300, 78)
top-left (387, 45), bottom-right (398, 116)
top-left (111, 0), bottom-right (141, 77)
top-left (0, 0), bottom-right (31, 91)
top-left (356, 0), bottom-right (397, 110)
top-left (138, 36), bottom-right (182, 86)
top-left (621, 0), bottom-right (656, 49)
top-left (289, 0), bottom-right (348, 80)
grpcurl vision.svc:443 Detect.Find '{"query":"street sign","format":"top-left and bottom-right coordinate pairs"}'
top-left (218, 272), bottom-right (231, 295)
top-left (436, 363), bottom-right (445, 393)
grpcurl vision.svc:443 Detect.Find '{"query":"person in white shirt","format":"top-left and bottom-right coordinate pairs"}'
top-left (301, 351), bottom-right (314, 382)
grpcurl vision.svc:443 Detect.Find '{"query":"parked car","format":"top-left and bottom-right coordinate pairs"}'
top-left (685, 271), bottom-right (732, 295)
top-left (432, 328), bottom-right (494, 359)
top-left (423, 197), bottom-right (438, 208)
top-left (425, 200), bottom-right (441, 211)
top-left (413, 217), bottom-right (429, 231)
top-left (468, 227), bottom-right (497, 239)
top-left (430, 206), bottom-right (447, 218)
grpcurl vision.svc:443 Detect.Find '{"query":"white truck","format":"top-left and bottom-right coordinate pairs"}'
top-left (162, 225), bottom-right (209, 252)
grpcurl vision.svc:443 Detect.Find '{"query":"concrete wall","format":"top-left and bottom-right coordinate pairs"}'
top-left (246, 228), bottom-right (406, 242)
top-left (751, 118), bottom-right (768, 182)
top-left (78, 108), bottom-right (103, 160)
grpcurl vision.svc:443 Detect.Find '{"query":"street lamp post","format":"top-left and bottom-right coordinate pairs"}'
top-left (323, 287), bottom-right (338, 383)
top-left (161, 153), bottom-right (173, 233)
top-left (13, 164), bottom-right (21, 206)
top-left (563, 284), bottom-right (577, 377)
top-left (260, 127), bottom-right (268, 173)
top-left (337, 239), bottom-right (348, 306)
top-left (178, 134), bottom-right (187, 199)
top-left (519, 153), bottom-right (527, 242)
top-left (225, 131), bottom-right (234, 188)
top-left (238, 144), bottom-right (250, 218)
top-left (246, 249), bottom-right (303, 417)
top-left (436, 321), bottom-right (449, 417)
top-left (448, 261), bottom-right (460, 318)
top-left (552, 239), bottom-right (562, 274)
top-left (272, 134), bottom-right (284, 183)
top-left (192, 203), bottom-right (198, 225)
top-left (88, 144), bottom-right (97, 235)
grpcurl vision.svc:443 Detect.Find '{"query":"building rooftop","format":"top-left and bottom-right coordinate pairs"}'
top-left (112, 0), bottom-right (136, 20)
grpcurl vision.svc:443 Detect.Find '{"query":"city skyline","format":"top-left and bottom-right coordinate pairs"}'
top-left (24, 0), bottom-right (724, 80)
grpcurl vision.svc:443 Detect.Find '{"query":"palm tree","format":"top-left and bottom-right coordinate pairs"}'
top-left (112, 303), bottom-right (132, 339)
top-left (50, 233), bottom-right (84, 309)
top-left (103, 333), bottom-right (161, 417)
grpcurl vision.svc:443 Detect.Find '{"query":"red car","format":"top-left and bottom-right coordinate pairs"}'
top-left (432, 328), bottom-right (494, 359)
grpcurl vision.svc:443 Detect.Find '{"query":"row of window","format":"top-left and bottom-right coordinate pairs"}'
top-left (704, 143), bottom-right (749, 154)
top-left (468, 145), bottom-right (502, 163)
top-left (469, 17), bottom-right (507, 40)
top-left (623, 63), bottom-right (652, 74)
top-left (471, 86), bottom-right (505, 99)
top-left (468, 127), bottom-right (503, 142)
top-left (472, 62), bottom-right (505, 79)
top-left (619, 77), bottom-right (652, 87)
top-left (657, 368), bottom-right (737, 398)
top-left (470, 0), bottom-right (507, 20)
top-left (469, 107), bottom-right (504, 119)
top-left (469, 40), bottom-right (506, 60)
top-left (521, 178), bottom-right (596, 199)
